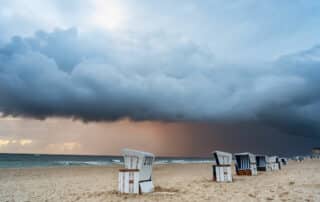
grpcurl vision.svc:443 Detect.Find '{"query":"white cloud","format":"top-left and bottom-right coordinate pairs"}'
top-left (46, 142), bottom-right (81, 153)
top-left (0, 138), bottom-right (32, 148)
top-left (0, 139), bottom-right (10, 147)
top-left (19, 139), bottom-right (32, 146)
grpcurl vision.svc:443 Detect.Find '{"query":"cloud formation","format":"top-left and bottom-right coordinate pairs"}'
top-left (0, 28), bottom-right (320, 137)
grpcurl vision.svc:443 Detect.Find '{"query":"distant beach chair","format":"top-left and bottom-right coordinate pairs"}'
top-left (256, 155), bottom-right (271, 171)
top-left (279, 157), bottom-right (288, 166)
top-left (293, 156), bottom-right (303, 162)
top-left (276, 156), bottom-right (282, 170)
top-left (312, 148), bottom-right (320, 159)
top-left (234, 153), bottom-right (257, 176)
top-left (268, 156), bottom-right (280, 171)
top-left (212, 151), bottom-right (233, 182)
top-left (118, 148), bottom-right (155, 194)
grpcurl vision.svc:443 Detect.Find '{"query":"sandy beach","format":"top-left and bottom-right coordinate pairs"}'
top-left (0, 160), bottom-right (319, 202)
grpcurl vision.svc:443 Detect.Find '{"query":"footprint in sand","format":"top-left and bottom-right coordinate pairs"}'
top-left (248, 193), bottom-right (256, 198)
top-left (266, 196), bottom-right (274, 200)
top-left (279, 191), bottom-right (289, 198)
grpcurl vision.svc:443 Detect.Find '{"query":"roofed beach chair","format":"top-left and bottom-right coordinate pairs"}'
top-left (234, 152), bottom-right (257, 176)
top-left (118, 148), bottom-right (155, 194)
top-left (212, 151), bottom-right (233, 182)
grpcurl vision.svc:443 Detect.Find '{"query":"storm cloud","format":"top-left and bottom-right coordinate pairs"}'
top-left (0, 28), bottom-right (320, 137)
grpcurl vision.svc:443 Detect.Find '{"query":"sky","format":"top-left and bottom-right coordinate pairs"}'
top-left (0, 0), bottom-right (320, 156)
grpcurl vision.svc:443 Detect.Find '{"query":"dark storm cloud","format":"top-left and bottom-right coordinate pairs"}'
top-left (0, 28), bottom-right (320, 137)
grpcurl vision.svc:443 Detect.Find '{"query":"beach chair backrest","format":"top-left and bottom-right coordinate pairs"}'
top-left (122, 149), bottom-right (155, 182)
top-left (123, 155), bottom-right (140, 169)
top-left (235, 153), bottom-right (256, 170)
top-left (235, 154), bottom-right (249, 169)
top-left (269, 156), bottom-right (277, 163)
top-left (213, 151), bottom-right (232, 165)
top-left (256, 156), bottom-right (266, 167)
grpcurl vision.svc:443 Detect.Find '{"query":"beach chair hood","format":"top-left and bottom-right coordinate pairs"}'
top-left (212, 151), bottom-right (232, 165)
top-left (121, 148), bottom-right (155, 182)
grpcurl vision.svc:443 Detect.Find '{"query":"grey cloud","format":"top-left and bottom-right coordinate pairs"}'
top-left (0, 28), bottom-right (320, 137)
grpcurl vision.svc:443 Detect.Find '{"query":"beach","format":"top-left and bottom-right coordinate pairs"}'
top-left (0, 160), bottom-right (319, 202)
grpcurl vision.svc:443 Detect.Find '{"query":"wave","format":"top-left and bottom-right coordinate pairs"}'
top-left (51, 161), bottom-right (114, 166)
top-left (155, 159), bottom-right (212, 165)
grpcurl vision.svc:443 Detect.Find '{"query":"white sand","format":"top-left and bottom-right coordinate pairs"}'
top-left (0, 160), bottom-right (319, 202)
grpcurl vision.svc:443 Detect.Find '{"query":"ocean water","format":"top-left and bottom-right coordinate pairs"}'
top-left (0, 153), bottom-right (212, 168)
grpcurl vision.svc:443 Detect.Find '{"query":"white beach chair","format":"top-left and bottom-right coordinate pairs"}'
top-left (234, 152), bottom-right (257, 176)
top-left (269, 156), bottom-right (279, 171)
top-left (212, 151), bottom-right (233, 182)
top-left (119, 148), bottom-right (155, 194)
top-left (256, 155), bottom-right (271, 171)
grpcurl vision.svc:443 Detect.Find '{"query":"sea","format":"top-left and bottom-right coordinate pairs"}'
top-left (0, 153), bottom-right (212, 168)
